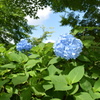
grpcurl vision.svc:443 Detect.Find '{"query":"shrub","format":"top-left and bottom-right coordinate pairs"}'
top-left (0, 34), bottom-right (100, 100)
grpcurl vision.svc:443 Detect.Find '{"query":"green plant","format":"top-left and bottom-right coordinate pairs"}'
top-left (0, 34), bottom-right (100, 100)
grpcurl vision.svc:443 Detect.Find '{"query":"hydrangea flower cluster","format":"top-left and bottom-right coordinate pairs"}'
top-left (16, 39), bottom-right (32, 51)
top-left (53, 33), bottom-right (83, 60)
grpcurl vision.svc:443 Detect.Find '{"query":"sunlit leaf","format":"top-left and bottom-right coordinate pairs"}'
top-left (1, 63), bottom-right (16, 69)
top-left (48, 57), bottom-right (59, 65)
top-left (93, 78), bottom-right (100, 92)
top-left (50, 75), bottom-right (72, 91)
top-left (12, 74), bottom-right (29, 86)
top-left (74, 92), bottom-right (93, 100)
top-left (67, 65), bottom-right (84, 84)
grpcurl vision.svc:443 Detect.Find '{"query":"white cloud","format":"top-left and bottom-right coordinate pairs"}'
top-left (26, 7), bottom-right (52, 25)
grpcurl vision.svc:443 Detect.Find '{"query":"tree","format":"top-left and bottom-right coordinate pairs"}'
top-left (0, 0), bottom-right (49, 45)
top-left (47, 0), bottom-right (100, 39)
top-left (31, 26), bottom-right (54, 45)
top-left (0, 0), bottom-right (100, 45)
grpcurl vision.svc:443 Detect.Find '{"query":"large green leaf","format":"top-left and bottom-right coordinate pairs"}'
top-left (12, 74), bottom-right (29, 86)
top-left (48, 65), bottom-right (61, 75)
top-left (0, 63), bottom-right (16, 69)
top-left (93, 78), bottom-right (100, 92)
top-left (0, 93), bottom-right (12, 100)
top-left (48, 57), bottom-right (59, 65)
top-left (50, 75), bottom-right (72, 91)
top-left (74, 92), bottom-right (93, 100)
top-left (7, 52), bottom-right (22, 63)
top-left (24, 59), bottom-right (40, 70)
top-left (67, 65), bottom-right (84, 84)
top-left (20, 87), bottom-right (31, 100)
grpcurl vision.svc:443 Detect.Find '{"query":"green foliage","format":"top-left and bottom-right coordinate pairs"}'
top-left (31, 26), bottom-right (54, 45)
top-left (67, 65), bottom-right (84, 84)
top-left (48, 0), bottom-right (100, 44)
top-left (0, 37), bottom-right (100, 100)
top-left (0, 0), bottom-right (49, 44)
top-left (0, 0), bottom-right (100, 99)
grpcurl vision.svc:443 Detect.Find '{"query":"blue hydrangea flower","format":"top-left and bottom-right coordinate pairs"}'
top-left (16, 39), bottom-right (32, 51)
top-left (53, 33), bottom-right (83, 60)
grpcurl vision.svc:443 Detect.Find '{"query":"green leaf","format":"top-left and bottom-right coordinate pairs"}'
top-left (48, 57), bottom-right (59, 65)
top-left (0, 79), bottom-right (9, 87)
top-left (78, 55), bottom-right (90, 62)
top-left (92, 73), bottom-right (99, 79)
top-left (44, 76), bottom-right (51, 80)
top-left (7, 52), bottom-right (22, 63)
top-left (80, 77), bottom-right (92, 91)
top-left (50, 98), bottom-right (61, 100)
top-left (67, 65), bottom-right (84, 84)
top-left (43, 82), bottom-right (53, 91)
top-left (89, 89), bottom-right (100, 99)
top-left (72, 29), bottom-right (83, 35)
top-left (69, 84), bottom-right (79, 95)
top-left (93, 93), bottom-right (100, 99)
top-left (19, 52), bottom-right (28, 63)
top-left (82, 35), bottom-right (95, 48)
top-left (36, 67), bottom-right (47, 72)
top-left (48, 65), bottom-right (61, 75)
top-left (0, 93), bottom-right (12, 100)
top-left (29, 77), bottom-right (45, 96)
top-left (24, 59), bottom-right (40, 70)
top-left (38, 43), bottom-right (45, 49)
top-left (0, 70), bottom-right (10, 76)
top-left (5, 86), bottom-right (13, 94)
top-left (0, 63), bottom-right (16, 69)
top-left (44, 43), bottom-right (53, 54)
top-left (20, 88), bottom-right (31, 100)
top-left (83, 40), bottom-right (94, 48)
top-left (31, 86), bottom-right (45, 96)
top-left (74, 92), bottom-right (93, 100)
top-left (28, 71), bottom-right (36, 77)
top-left (50, 75), bottom-right (72, 91)
top-left (0, 45), bottom-right (6, 52)
top-left (93, 78), bottom-right (100, 92)
top-left (12, 74), bottom-right (29, 86)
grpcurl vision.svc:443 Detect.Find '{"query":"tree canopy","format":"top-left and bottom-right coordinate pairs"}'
top-left (0, 0), bottom-right (49, 44)
top-left (48, 0), bottom-right (100, 41)
top-left (0, 0), bottom-right (100, 44)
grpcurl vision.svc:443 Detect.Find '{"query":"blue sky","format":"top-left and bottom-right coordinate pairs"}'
top-left (26, 7), bottom-right (72, 42)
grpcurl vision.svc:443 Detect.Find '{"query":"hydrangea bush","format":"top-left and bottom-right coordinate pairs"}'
top-left (0, 33), bottom-right (100, 100)
top-left (53, 33), bottom-right (83, 60)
